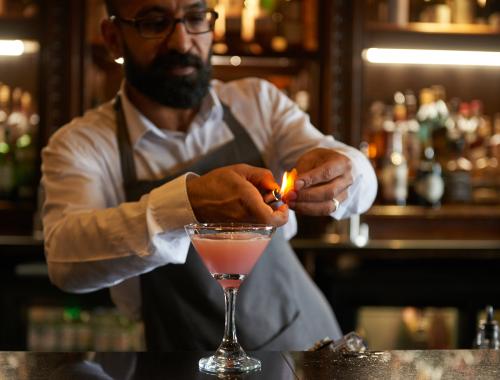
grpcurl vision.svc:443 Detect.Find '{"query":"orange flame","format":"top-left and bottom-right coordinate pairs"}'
top-left (279, 168), bottom-right (297, 198)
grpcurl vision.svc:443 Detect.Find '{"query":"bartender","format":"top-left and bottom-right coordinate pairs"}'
top-left (41, 0), bottom-right (377, 350)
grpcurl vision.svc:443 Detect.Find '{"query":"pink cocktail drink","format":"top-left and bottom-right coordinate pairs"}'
top-left (185, 223), bottom-right (275, 374)
top-left (192, 232), bottom-right (271, 289)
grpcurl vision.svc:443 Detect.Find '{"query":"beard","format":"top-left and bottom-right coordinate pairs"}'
top-left (123, 45), bottom-right (212, 109)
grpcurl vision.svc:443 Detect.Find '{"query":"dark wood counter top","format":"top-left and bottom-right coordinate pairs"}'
top-left (1, 350), bottom-right (499, 379)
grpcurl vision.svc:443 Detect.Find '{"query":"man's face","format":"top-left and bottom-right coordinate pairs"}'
top-left (114, 0), bottom-right (214, 108)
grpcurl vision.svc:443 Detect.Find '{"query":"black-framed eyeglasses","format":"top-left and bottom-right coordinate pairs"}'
top-left (110, 9), bottom-right (218, 39)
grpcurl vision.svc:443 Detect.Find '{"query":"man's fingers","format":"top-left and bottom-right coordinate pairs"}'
top-left (289, 188), bottom-right (348, 216)
top-left (295, 175), bottom-right (352, 202)
top-left (241, 186), bottom-right (289, 227)
top-left (296, 161), bottom-right (348, 189)
top-left (237, 164), bottom-right (280, 191)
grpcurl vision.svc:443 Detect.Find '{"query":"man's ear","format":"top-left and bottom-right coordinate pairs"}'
top-left (101, 19), bottom-right (124, 60)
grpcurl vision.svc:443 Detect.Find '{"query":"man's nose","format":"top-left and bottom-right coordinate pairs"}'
top-left (165, 22), bottom-right (192, 53)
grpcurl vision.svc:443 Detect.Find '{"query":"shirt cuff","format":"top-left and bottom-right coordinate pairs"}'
top-left (147, 172), bottom-right (199, 232)
top-left (145, 173), bottom-right (199, 263)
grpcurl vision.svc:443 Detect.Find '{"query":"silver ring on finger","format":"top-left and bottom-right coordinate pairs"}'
top-left (332, 197), bottom-right (340, 212)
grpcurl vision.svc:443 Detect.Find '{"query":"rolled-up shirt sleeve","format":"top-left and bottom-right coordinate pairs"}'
top-left (42, 127), bottom-right (197, 293)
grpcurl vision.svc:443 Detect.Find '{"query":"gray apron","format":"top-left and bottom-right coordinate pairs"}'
top-left (115, 96), bottom-right (342, 351)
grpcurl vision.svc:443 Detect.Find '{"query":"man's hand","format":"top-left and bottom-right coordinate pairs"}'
top-left (187, 164), bottom-right (288, 226)
top-left (287, 148), bottom-right (353, 215)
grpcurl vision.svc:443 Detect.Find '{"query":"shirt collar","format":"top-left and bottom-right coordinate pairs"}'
top-left (118, 80), bottom-right (223, 147)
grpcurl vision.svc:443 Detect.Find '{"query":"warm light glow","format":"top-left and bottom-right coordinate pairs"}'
top-left (214, 1), bottom-right (228, 41)
top-left (241, 0), bottom-right (259, 42)
top-left (115, 57), bottom-right (124, 65)
top-left (229, 56), bottom-right (242, 66)
top-left (0, 40), bottom-right (24, 56)
top-left (363, 48), bottom-right (500, 67)
top-left (279, 168), bottom-right (297, 197)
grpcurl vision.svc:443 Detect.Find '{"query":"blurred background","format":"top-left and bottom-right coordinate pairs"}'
top-left (0, 0), bottom-right (499, 351)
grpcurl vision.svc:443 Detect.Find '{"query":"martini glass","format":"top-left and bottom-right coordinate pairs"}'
top-left (184, 223), bottom-right (275, 374)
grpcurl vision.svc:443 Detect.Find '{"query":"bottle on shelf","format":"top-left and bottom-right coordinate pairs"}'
top-left (366, 101), bottom-right (389, 172)
top-left (380, 121), bottom-right (409, 206)
top-left (443, 136), bottom-right (473, 203)
top-left (413, 144), bottom-right (445, 208)
top-left (7, 87), bottom-right (28, 142)
top-left (451, 0), bottom-right (476, 24)
top-left (403, 89), bottom-right (421, 182)
top-left (430, 85), bottom-right (450, 167)
top-left (418, 0), bottom-right (452, 24)
top-left (417, 88), bottom-right (439, 148)
top-left (14, 91), bottom-right (38, 200)
top-left (474, 305), bottom-right (500, 349)
top-left (0, 84), bottom-right (15, 200)
top-left (487, 0), bottom-right (500, 27)
top-left (468, 99), bottom-right (490, 163)
top-left (470, 112), bottom-right (500, 204)
top-left (388, 0), bottom-right (410, 26)
top-left (271, 0), bottom-right (302, 52)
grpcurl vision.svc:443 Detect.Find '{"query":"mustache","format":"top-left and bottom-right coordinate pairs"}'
top-left (151, 50), bottom-right (205, 70)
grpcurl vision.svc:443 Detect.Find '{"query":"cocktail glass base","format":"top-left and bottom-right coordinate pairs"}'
top-left (199, 353), bottom-right (261, 374)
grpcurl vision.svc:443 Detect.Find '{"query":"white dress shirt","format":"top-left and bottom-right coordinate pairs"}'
top-left (42, 78), bottom-right (377, 319)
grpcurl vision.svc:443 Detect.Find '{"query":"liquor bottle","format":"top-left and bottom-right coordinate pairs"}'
top-left (419, 0), bottom-right (452, 23)
top-left (487, 0), bottom-right (500, 26)
top-left (388, 0), bottom-right (410, 26)
top-left (0, 84), bottom-right (15, 199)
top-left (476, 0), bottom-right (490, 23)
top-left (468, 100), bottom-right (490, 164)
top-left (452, 0), bottom-right (476, 24)
top-left (443, 136), bottom-right (473, 203)
top-left (273, 0), bottom-right (302, 51)
top-left (404, 89), bottom-right (421, 182)
top-left (7, 87), bottom-right (28, 143)
top-left (471, 113), bottom-right (500, 204)
top-left (366, 101), bottom-right (388, 171)
top-left (380, 123), bottom-right (409, 206)
top-left (430, 85), bottom-right (450, 167)
top-left (417, 88), bottom-right (438, 147)
top-left (414, 144), bottom-right (444, 207)
top-left (14, 91), bottom-right (37, 200)
top-left (474, 306), bottom-right (500, 349)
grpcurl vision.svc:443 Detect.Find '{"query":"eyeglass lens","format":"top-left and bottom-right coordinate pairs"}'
top-left (138, 11), bottom-right (215, 38)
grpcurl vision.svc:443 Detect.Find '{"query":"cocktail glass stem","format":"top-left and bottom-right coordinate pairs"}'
top-left (198, 286), bottom-right (261, 373)
top-left (217, 287), bottom-right (242, 355)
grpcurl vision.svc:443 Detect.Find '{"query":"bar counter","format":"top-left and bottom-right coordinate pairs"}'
top-left (1, 350), bottom-right (499, 379)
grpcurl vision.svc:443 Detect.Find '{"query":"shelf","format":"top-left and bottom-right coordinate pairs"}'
top-left (212, 55), bottom-right (315, 70)
top-left (213, 49), bottom-right (320, 60)
top-left (366, 204), bottom-right (500, 219)
top-left (367, 22), bottom-right (500, 36)
top-left (363, 22), bottom-right (500, 51)
top-left (362, 205), bottom-right (500, 241)
top-left (292, 237), bottom-right (500, 255)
